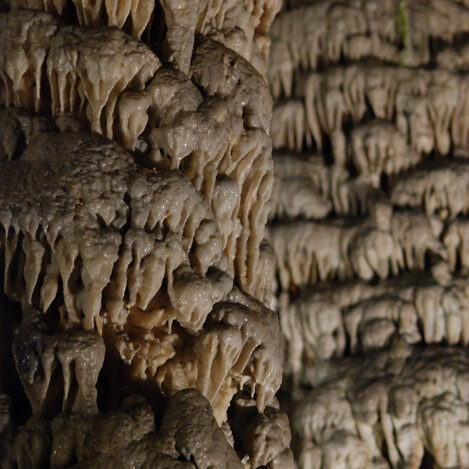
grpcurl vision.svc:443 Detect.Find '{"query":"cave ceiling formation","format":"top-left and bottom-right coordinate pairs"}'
top-left (2, 0), bottom-right (469, 468)
top-left (269, 0), bottom-right (469, 468)
top-left (0, 1), bottom-right (296, 468)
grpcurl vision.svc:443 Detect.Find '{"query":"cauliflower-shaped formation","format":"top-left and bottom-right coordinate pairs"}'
top-left (0, 10), bottom-right (276, 302)
top-left (0, 131), bottom-right (284, 422)
top-left (0, 0), bottom-right (289, 466)
top-left (0, 132), bottom-right (230, 331)
top-left (0, 132), bottom-right (231, 405)
top-left (1, 390), bottom-right (246, 468)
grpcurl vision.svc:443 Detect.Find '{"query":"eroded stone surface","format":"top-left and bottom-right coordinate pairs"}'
top-left (0, 131), bottom-right (286, 425)
top-left (0, 8), bottom-right (276, 301)
top-left (293, 344), bottom-right (469, 469)
top-left (0, 0), bottom-right (290, 465)
top-left (268, 2), bottom-right (469, 467)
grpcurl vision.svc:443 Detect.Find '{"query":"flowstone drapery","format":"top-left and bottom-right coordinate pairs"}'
top-left (269, 1), bottom-right (469, 467)
top-left (0, 1), bottom-right (296, 468)
top-left (4, 0), bottom-right (469, 467)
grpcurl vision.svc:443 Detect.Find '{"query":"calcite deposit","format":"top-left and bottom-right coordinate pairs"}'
top-left (2, 389), bottom-right (248, 468)
top-left (0, 7), bottom-right (276, 302)
top-left (7, 0), bottom-right (282, 74)
top-left (0, 0), bottom-right (294, 467)
top-left (4, 0), bottom-right (469, 466)
top-left (269, 0), bottom-right (469, 467)
top-left (293, 344), bottom-right (469, 469)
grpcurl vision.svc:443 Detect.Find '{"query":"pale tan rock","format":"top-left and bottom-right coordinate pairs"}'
top-left (444, 218), bottom-right (469, 269)
top-left (0, 132), bottom-right (258, 416)
top-left (0, 10), bottom-right (276, 303)
top-left (11, 0), bottom-right (154, 38)
top-left (47, 25), bottom-right (160, 138)
top-left (109, 38), bottom-right (275, 300)
top-left (271, 212), bottom-right (432, 289)
top-left (0, 127), bottom-right (284, 421)
top-left (269, 2), bottom-right (469, 467)
top-left (279, 290), bottom-right (345, 378)
top-left (293, 345), bottom-right (469, 469)
top-left (270, 153), bottom-right (331, 220)
top-left (269, 0), bottom-right (469, 98)
top-left (0, 9), bottom-right (61, 112)
top-left (133, 286), bottom-right (284, 423)
top-left (391, 159), bottom-right (469, 219)
top-left (279, 271), bottom-right (469, 380)
top-left (0, 132), bottom-right (230, 329)
top-left (390, 209), bottom-right (445, 270)
top-left (0, 0), bottom-right (290, 465)
top-left (0, 10), bottom-right (160, 134)
top-left (271, 100), bottom-right (307, 152)
top-left (159, 389), bottom-right (244, 469)
top-left (275, 64), bottom-right (468, 157)
top-left (7, 0), bottom-right (281, 73)
top-left (12, 307), bottom-right (105, 415)
top-left (188, 38), bottom-right (274, 300)
top-left (350, 120), bottom-right (420, 185)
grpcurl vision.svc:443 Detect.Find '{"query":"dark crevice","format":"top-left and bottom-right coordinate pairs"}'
top-left (420, 449), bottom-right (437, 469)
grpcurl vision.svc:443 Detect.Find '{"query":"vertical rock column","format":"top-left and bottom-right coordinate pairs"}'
top-left (0, 1), bottom-right (296, 468)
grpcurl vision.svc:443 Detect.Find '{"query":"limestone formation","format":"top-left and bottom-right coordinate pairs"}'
top-left (0, 0), bottom-right (293, 467)
top-left (6, 0), bottom-right (469, 465)
top-left (7, 0), bottom-right (282, 74)
top-left (1, 390), bottom-right (247, 468)
top-left (268, 1), bottom-right (469, 467)
top-left (292, 344), bottom-right (469, 469)
top-left (0, 8), bottom-right (276, 302)
top-left (0, 130), bottom-right (288, 428)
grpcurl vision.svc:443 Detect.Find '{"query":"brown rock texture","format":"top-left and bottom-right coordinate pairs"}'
top-left (0, 1), bottom-right (294, 467)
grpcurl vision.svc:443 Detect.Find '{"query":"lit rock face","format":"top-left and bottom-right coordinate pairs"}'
top-left (0, 0), bottom-right (293, 466)
top-left (268, 0), bottom-right (469, 467)
top-left (7, 0), bottom-right (282, 74)
top-left (0, 131), bottom-right (285, 426)
top-left (293, 344), bottom-right (469, 469)
top-left (0, 9), bottom-right (275, 302)
top-left (0, 132), bottom-right (230, 332)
